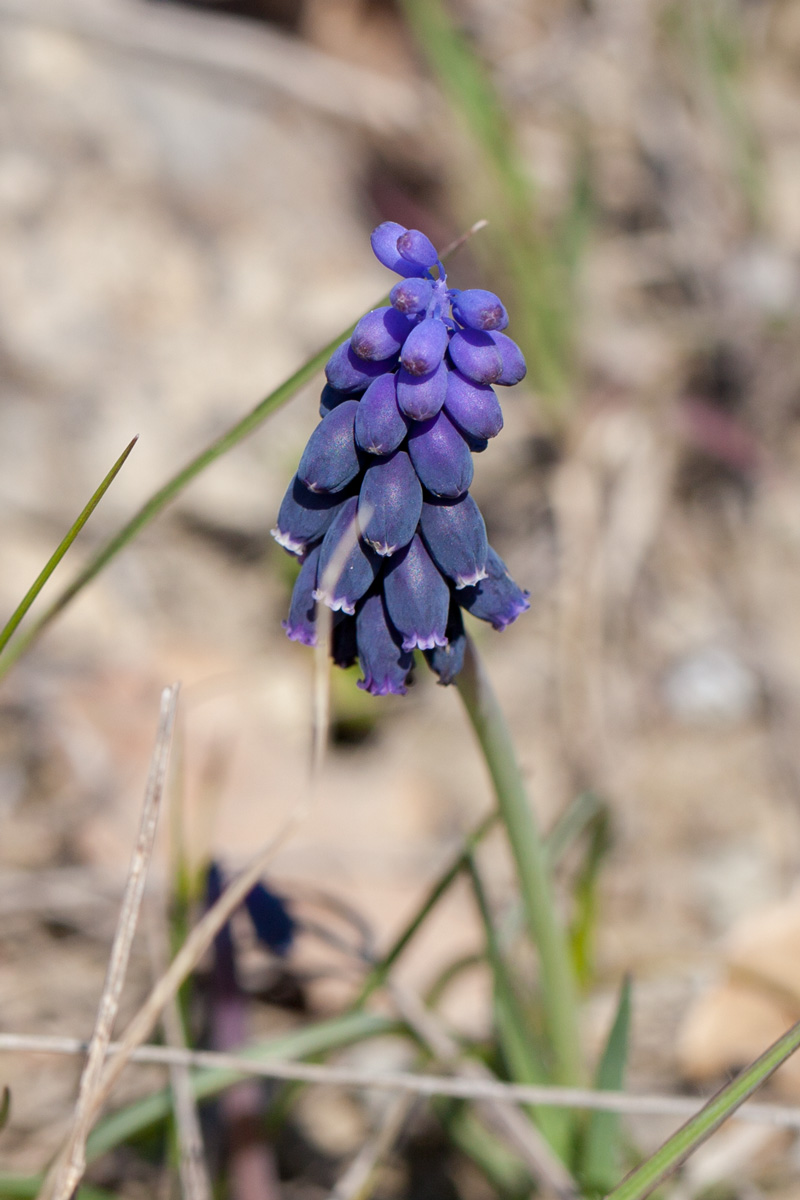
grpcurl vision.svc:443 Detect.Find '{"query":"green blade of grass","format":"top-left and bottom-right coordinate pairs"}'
top-left (606, 1015), bottom-right (800, 1200)
top-left (578, 975), bottom-right (632, 1195)
top-left (85, 1011), bottom-right (398, 1161)
top-left (569, 806), bottom-right (612, 990)
top-left (0, 437), bottom-right (137, 660)
top-left (435, 1101), bottom-right (531, 1198)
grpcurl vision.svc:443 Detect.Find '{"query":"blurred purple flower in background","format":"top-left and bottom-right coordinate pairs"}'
top-left (272, 223), bottom-right (530, 695)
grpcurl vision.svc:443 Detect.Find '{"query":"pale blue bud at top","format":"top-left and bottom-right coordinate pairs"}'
top-left (395, 361), bottom-right (448, 421)
top-left (443, 369), bottom-right (503, 440)
top-left (419, 493), bottom-right (488, 589)
top-left (408, 409), bottom-right (474, 499)
top-left (452, 288), bottom-right (508, 332)
top-left (325, 340), bottom-right (397, 392)
top-left (460, 546), bottom-right (530, 630)
top-left (383, 534), bottom-right (449, 651)
top-left (320, 383), bottom-right (353, 417)
top-left (400, 317), bottom-right (449, 377)
top-left (489, 331), bottom-right (527, 385)
top-left (354, 373), bottom-right (408, 456)
top-left (351, 306), bottom-right (412, 362)
top-left (396, 228), bottom-right (439, 270)
top-left (356, 591), bottom-right (414, 696)
top-left (448, 329), bottom-right (504, 385)
top-left (272, 474), bottom-right (346, 556)
top-left (424, 603), bottom-right (466, 686)
top-left (371, 221), bottom-right (425, 278)
top-left (283, 543), bottom-right (320, 646)
top-left (358, 449), bottom-right (422, 556)
top-left (390, 277), bottom-right (433, 315)
top-left (314, 496), bottom-right (379, 614)
top-left (297, 400), bottom-right (361, 494)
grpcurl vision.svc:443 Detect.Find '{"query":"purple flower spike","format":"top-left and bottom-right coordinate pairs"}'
top-left (448, 329), bottom-right (504, 385)
top-left (408, 409), bottom-right (474, 499)
top-left (355, 373), bottom-right (408, 456)
top-left (283, 544), bottom-right (320, 646)
top-left (459, 547), bottom-right (530, 630)
top-left (370, 221), bottom-right (424, 278)
top-left (443, 370), bottom-right (504, 440)
top-left (297, 400), bottom-right (361, 494)
top-left (325, 340), bottom-right (398, 393)
top-left (419, 493), bottom-right (488, 589)
top-left (390, 277), bottom-right (433, 316)
top-left (395, 361), bottom-right (448, 421)
top-left (489, 331), bottom-right (527, 385)
top-left (351, 306), bottom-right (412, 362)
top-left (314, 497), bottom-right (379, 614)
top-left (383, 534), bottom-right (450, 651)
top-left (424, 604), bottom-right (466, 685)
top-left (400, 317), bottom-right (450, 377)
top-left (358, 450), bottom-right (422, 556)
top-left (356, 591), bottom-right (413, 696)
top-left (452, 288), bottom-right (509, 332)
top-left (320, 383), bottom-right (353, 417)
top-left (396, 228), bottom-right (439, 270)
top-left (272, 474), bottom-right (346, 556)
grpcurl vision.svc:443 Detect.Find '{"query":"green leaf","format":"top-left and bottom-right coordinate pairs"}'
top-left (86, 1011), bottom-right (397, 1161)
top-left (436, 1101), bottom-right (531, 1198)
top-left (606, 1015), bottom-right (800, 1200)
top-left (569, 806), bottom-right (612, 989)
top-left (0, 436), bottom-right (137, 666)
top-left (578, 975), bottom-right (632, 1194)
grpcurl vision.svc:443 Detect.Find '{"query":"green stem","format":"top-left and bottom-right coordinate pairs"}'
top-left (455, 636), bottom-right (581, 1087)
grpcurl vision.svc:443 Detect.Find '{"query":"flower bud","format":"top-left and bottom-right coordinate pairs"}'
top-left (314, 497), bottom-right (379, 614)
top-left (452, 288), bottom-right (508, 332)
top-left (390, 277), bottom-right (433, 315)
top-left (424, 604), bottom-right (466, 685)
top-left (408, 409), bottom-right (473, 499)
top-left (325, 340), bottom-right (397, 392)
top-left (272, 474), bottom-right (346, 556)
top-left (351, 306), bottom-right (412, 362)
top-left (383, 534), bottom-right (450, 651)
top-left (395, 361), bottom-right (448, 421)
top-left (320, 383), bottom-right (352, 417)
top-left (400, 317), bottom-right (449, 377)
top-left (356, 592), bottom-right (413, 696)
top-left (297, 400), bottom-right (361, 494)
top-left (448, 329), bottom-right (504, 385)
top-left (396, 228), bottom-right (439, 269)
top-left (371, 221), bottom-right (424, 277)
top-left (354, 373), bottom-right (408, 456)
top-left (419, 493), bottom-right (488, 589)
top-left (444, 369), bottom-right (504, 440)
top-left (459, 547), bottom-right (530, 629)
top-left (358, 450), bottom-right (422, 556)
top-left (490, 332), bottom-right (527, 385)
top-left (283, 544), bottom-right (320, 646)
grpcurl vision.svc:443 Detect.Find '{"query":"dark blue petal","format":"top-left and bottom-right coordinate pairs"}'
top-left (489, 332), bottom-right (527, 385)
top-left (424, 603), bottom-right (466, 685)
top-left (370, 221), bottom-right (425, 278)
top-left (356, 591), bottom-right (413, 696)
top-left (390, 277), bottom-right (433, 315)
top-left (315, 497), bottom-right (380, 615)
top-left (272, 474), bottom-right (346, 556)
top-left (395, 361), bottom-right (448, 421)
top-left (351, 306), bottom-right (412, 362)
top-left (297, 400), bottom-right (361, 494)
top-left (397, 228), bottom-right (439, 269)
top-left (408, 410), bottom-right (473, 499)
top-left (354, 373), bottom-right (408, 456)
top-left (332, 613), bottom-right (358, 667)
top-left (320, 383), bottom-right (354, 417)
top-left (358, 450), bottom-right (422, 556)
top-left (444, 369), bottom-right (504, 440)
top-left (383, 534), bottom-right (450, 651)
top-left (400, 317), bottom-right (449, 377)
top-left (448, 329), bottom-right (503, 385)
top-left (451, 288), bottom-right (508, 332)
top-left (459, 547), bottom-right (530, 629)
top-left (419, 493), bottom-right (488, 589)
top-left (283, 542), bottom-right (320, 646)
top-left (244, 883), bottom-right (295, 956)
top-left (325, 340), bottom-right (397, 392)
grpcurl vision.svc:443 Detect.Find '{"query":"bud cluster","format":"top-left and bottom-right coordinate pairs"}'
top-left (272, 222), bottom-right (530, 695)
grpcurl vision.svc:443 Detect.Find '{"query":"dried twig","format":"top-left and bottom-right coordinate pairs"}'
top-left (161, 992), bottom-right (214, 1200)
top-left (4, 1032), bottom-right (800, 1129)
top-left (39, 684), bottom-right (180, 1200)
top-left (329, 1091), bottom-right (416, 1200)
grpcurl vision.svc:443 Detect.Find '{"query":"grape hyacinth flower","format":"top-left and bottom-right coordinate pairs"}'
top-left (272, 222), bottom-right (530, 695)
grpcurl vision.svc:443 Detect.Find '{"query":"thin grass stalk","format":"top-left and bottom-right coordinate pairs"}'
top-left (455, 637), bottom-right (581, 1088)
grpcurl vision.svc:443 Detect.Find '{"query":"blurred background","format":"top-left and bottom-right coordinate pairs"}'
top-left (4, 0), bottom-right (800, 1195)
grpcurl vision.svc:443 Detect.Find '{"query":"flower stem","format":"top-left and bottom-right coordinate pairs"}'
top-left (456, 635), bottom-right (582, 1088)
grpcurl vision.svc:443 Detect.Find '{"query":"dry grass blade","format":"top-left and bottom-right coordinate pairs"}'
top-left (329, 1092), bottom-right (416, 1200)
top-left (161, 994), bottom-right (213, 1200)
top-left (39, 683), bottom-right (180, 1200)
top-left (388, 984), bottom-right (580, 1200)
top-left (4, 1033), bottom-right (800, 1129)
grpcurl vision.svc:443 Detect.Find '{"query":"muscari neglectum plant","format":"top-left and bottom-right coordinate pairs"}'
top-left (272, 221), bottom-right (530, 695)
